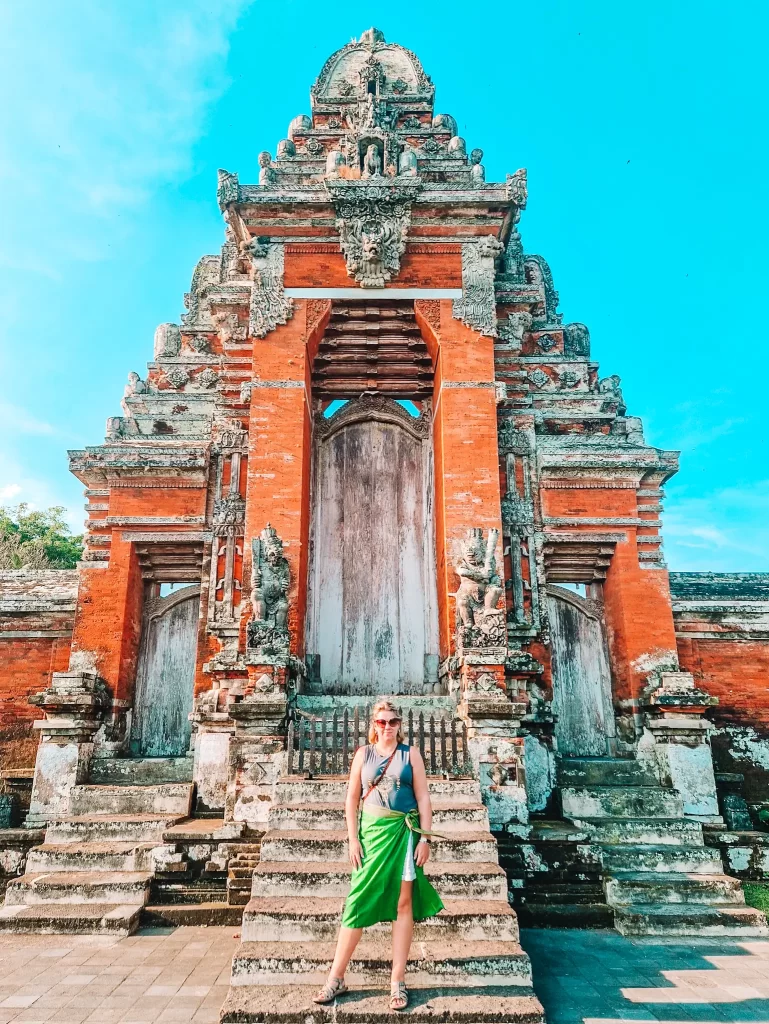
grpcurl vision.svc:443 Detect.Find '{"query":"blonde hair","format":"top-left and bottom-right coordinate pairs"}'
top-left (368, 699), bottom-right (405, 744)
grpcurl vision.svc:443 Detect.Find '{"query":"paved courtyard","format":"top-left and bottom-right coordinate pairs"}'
top-left (1, 926), bottom-right (769, 1022)
top-left (523, 928), bottom-right (769, 1023)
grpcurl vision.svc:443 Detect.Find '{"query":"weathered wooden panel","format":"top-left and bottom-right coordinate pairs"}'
top-left (130, 586), bottom-right (199, 757)
top-left (547, 587), bottom-right (614, 757)
top-left (307, 408), bottom-right (437, 694)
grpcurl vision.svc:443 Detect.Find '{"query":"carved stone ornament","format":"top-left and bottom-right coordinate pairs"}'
top-left (471, 672), bottom-right (499, 693)
top-left (497, 312), bottom-right (532, 347)
top-left (537, 333), bottom-right (557, 352)
top-left (506, 168), bottom-right (528, 208)
top-left (217, 169), bottom-right (239, 208)
top-left (214, 421), bottom-right (248, 451)
top-left (325, 179), bottom-right (421, 288)
top-left (154, 323), bottom-right (181, 359)
top-left (213, 494), bottom-right (246, 537)
top-left (212, 311), bottom-right (247, 345)
top-left (454, 527), bottom-right (506, 651)
top-left (247, 241), bottom-right (294, 339)
top-left (248, 524), bottom-right (290, 657)
top-left (453, 237), bottom-right (504, 337)
top-left (497, 421), bottom-right (531, 455)
top-left (164, 368), bottom-right (190, 390)
top-left (598, 374), bottom-right (627, 415)
top-left (528, 369), bottom-right (550, 389)
top-left (402, 115), bottom-right (422, 131)
top-left (559, 370), bottom-right (579, 389)
top-left (501, 495), bottom-right (534, 527)
top-left (315, 393), bottom-right (430, 440)
top-left (195, 368), bottom-right (220, 390)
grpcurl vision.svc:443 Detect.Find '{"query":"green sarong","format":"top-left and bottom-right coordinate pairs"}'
top-left (340, 807), bottom-right (444, 929)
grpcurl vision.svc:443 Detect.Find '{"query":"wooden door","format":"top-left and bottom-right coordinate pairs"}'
top-left (547, 585), bottom-right (614, 757)
top-left (130, 585), bottom-right (200, 757)
top-left (307, 401), bottom-right (438, 695)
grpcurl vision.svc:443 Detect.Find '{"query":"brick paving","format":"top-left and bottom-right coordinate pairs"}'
top-left (523, 928), bottom-right (769, 1023)
top-left (0, 926), bottom-right (239, 1023)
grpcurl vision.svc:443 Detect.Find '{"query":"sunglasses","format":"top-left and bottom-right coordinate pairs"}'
top-left (374, 718), bottom-right (401, 727)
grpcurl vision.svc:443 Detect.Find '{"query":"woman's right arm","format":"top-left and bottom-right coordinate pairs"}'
top-left (346, 747), bottom-right (365, 869)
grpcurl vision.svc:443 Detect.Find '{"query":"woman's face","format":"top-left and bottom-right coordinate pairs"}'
top-left (375, 713), bottom-right (400, 739)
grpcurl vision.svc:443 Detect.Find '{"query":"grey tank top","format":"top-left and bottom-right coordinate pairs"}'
top-left (361, 743), bottom-right (417, 813)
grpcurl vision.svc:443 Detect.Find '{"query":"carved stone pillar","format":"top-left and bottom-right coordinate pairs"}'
top-left (641, 672), bottom-right (722, 822)
top-left (26, 672), bottom-right (110, 827)
top-left (224, 692), bottom-right (288, 826)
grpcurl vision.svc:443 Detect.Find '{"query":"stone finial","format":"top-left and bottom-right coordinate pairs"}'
top-left (287, 114), bottom-right (312, 139)
top-left (325, 148), bottom-right (344, 178)
top-left (398, 145), bottom-right (418, 177)
top-left (506, 168), bottom-right (528, 208)
top-left (153, 322), bottom-right (181, 359)
top-left (258, 152), bottom-right (277, 185)
top-left (447, 136), bottom-right (466, 158)
top-left (276, 139), bottom-right (296, 159)
top-left (124, 371), bottom-right (147, 399)
top-left (598, 374), bottom-right (627, 415)
top-left (470, 148), bottom-right (485, 186)
top-left (432, 114), bottom-right (457, 135)
top-left (359, 27), bottom-right (385, 46)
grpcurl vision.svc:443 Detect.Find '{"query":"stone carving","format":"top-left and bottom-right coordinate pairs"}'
top-left (315, 392), bottom-right (430, 440)
top-left (214, 421), bottom-right (248, 450)
top-left (559, 370), bottom-right (579, 388)
top-left (105, 417), bottom-right (122, 440)
top-left (391, 77), bottom-right (408, 94)
top-left (398, 145), bottom-right (418, 176)
top-left (447, 136), bottom-right (466, 158)
top-left (598, 374), bottom-right (627, 415)
top-left (497, 422), bottom-right (531, 455)
top-left (258, 152), bottom-right (278, 185)
top-left (453, 236), bottom-right (504, 337)
top-left (506, 168), bottom-right (528, 208)
top-left (337, 80), bottom-right (354, 96)
top-left (501, 495), bottom-right (534, 527)
top-left (154, 323), bottom-right (181, 359)
top-left (247, 241), bottom-right (294, 339)
top-left (524, 255), bottom-right (561, 325)
top-left (247, 524), bottom-right (290, 657)
top-left (124, 371), bottom-right (147, 399)
top-left (213, 494), bottom-right (246, 537)
top-left (497, 311), bottom-right (532, 347)
top-left (432, 114), bottom-right (457, 135)
top-left (362, 143), bottom-right (383, 178)
top-left (253, 673), bottom-right (276, 695)
top-left (537, 333), bottom-right (557, 352)
top-left (454, 528), bottom-right (506, 650)
top-left (564, 322), bottom-right (590, 357)
top-left (306, 138), bottom-right (323, 156)
top-left (212, 311), bottom-right (247, 345)
top-left (164, 368), bottom-right (190, 390)
top-left (186, 334), bottom-right (210, 354)
top-left (276, 139), bottom-right (296, 158)
top-left (196, 368), bottom-right (220, 390)
top-left (288, 114), bottom-right (311, 139)
top-left (495, 381), bottom-right (508, 405)
top-left (422, 137), bottom-right (444, 156)
top-left (216, 169), bottom-right (239, 207)
top-left (528, 369), bottom-right (550, 389)
top-left (325, 148), bottom-right (344, 177)
top-left (182, 255), bottom-right (221, 328)
top-left (470, 148), bottom-right (485, 186)
top-left (328, 117), bottom-right (341, 129)
top-left (472, 672), bottom-right (499, 693)
top-left (240, 379), bottom-right (257, 403)
top-left (326, 180), bottom-right (420, 288)
top-left (402, 115), bottom-right (422, 131)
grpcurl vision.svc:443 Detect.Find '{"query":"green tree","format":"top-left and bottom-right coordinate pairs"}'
top-left (0, 504), bottom-right (83, 569)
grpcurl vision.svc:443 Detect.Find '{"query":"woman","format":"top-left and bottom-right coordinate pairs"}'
top-left (313, 699), bottom-right (444, 1011)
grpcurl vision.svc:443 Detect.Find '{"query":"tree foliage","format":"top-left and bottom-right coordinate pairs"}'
top-left (0, 504), bottom-right (83, 569)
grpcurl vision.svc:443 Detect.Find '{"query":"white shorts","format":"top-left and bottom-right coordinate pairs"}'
top-left (402, 831), bottom-right (416, 882)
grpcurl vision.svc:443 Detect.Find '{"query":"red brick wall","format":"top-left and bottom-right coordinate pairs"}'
top-left (677, 635), bottom-right (769, 729)
top-left (0, 637), bottom-right (70, 728)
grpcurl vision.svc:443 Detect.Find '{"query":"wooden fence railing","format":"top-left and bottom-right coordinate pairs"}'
top-left (286, 705), bottom-right (471, 777)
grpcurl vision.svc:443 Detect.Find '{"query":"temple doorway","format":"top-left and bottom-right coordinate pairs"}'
top-left (306, 397), bottom-right (439, 695)
top-left (547, 584), bottom-right (615, 757)
top-left (129, 584), bottom-right (200, 757)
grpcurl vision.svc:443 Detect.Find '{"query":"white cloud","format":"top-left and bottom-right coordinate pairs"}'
top-left (664, 482), bottom-right (769, 570)
top-left (0, 402), bottom-right (56, 437)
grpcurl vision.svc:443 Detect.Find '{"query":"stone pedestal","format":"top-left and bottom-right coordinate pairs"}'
top-left (26, 672), bottom-right (109, 828)
top-left (643, 672), bottom-right (722, 822)
top-left (458, 655), bottom-right (529, 829)
top-left (191, 689), bottom-right (234, 814)
top-left (224, 692), bottom-right (288, 826)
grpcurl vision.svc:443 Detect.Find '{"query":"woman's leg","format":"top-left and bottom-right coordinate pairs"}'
top-left (391, 879), bottom-right (414, 983)
top-left (328, 925), bottom-right (364, 981)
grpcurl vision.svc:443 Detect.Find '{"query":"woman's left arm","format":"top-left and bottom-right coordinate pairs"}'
top-left (410, 747), bottom-right (432, 867)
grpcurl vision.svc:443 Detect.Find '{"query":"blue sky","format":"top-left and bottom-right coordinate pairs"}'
top-left (1, 1), bottom-right (767, 571)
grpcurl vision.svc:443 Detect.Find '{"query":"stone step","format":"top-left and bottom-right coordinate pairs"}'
top-left (250, 861), bottom-right (508, 901)
top-left (69, 783), bottom-right (194, 817)
top-left (601, 844), bottom-right (723, 874)
top-left (571, 816), bottom-right (704, 846)
top-left (561, 785), bottom-right (683, 820)
top-left (26, 842), bottom-right (155, 873)
top-left (268, 802), bottom-right (488, 833)
top-left (259, 829), bottom-right (497, 864)
top-left (89, 756), bottom-right (193, 786)
top-left (558, 757), bottom-right (660, 789)
top-left (241, 897), bottom-right (518, 943)
top-left (46, 814), bottom-right (186, 845)
top-left (0, 902), bottom-right (142, 936)
top-left (5, 871), bottom-right (151, 906)
top-left (142, 903), bottom-right (243, 927)
top-left (605, 872), bottom-right (745, 906)
top-left (231, 938), bottom-right (532, 987)
top-left (274, 778), bottom-right (482, 806)
top-left (613, 902), bottom-right (768, 937)
top-left (220, 982), bottom-right (544, 1023)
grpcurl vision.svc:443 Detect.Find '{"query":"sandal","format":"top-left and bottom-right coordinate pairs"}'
top-left (390, 980), bottom-right (409, 1011)
top-left (312, 976), bottom-right (348, 1004)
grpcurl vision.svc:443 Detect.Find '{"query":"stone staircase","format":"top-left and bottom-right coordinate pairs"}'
top-left (0, 761), bottom-right (194, 936)
top-left (219, 775), bottom-right (545, 1023)
top-left (560, 757), bottom-right (768, 936)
